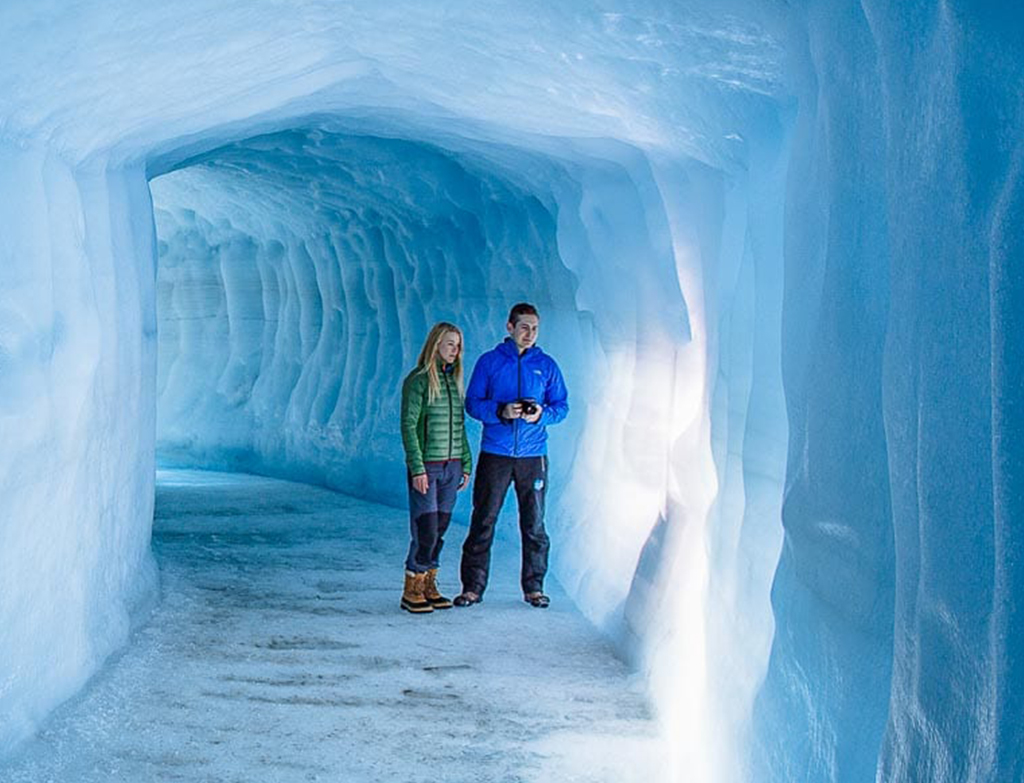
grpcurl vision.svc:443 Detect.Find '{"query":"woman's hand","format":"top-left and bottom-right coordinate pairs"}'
top-left (458, 472), bottom-right (470, 491)
top-left (412, 473), bottom-right (429, 494)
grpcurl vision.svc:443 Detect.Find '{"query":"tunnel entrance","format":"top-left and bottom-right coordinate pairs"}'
top-left (114, 125), bottom-right (680, 781)
top-left (150, 127), bottom-right (578, 508)
top-left (142, 116), bottom-right (768, 783)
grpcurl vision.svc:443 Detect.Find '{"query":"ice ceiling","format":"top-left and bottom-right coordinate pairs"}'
top-left (1, 1), bottom-right (1021, 782)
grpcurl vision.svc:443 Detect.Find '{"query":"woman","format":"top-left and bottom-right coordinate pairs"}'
top-left (399, 322), bottom-right (472, 613)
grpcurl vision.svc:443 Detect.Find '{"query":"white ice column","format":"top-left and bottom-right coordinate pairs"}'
top-left (751, 5), bottom-right (895, 780)
top-left (0, 145), bottom-right (158, 755)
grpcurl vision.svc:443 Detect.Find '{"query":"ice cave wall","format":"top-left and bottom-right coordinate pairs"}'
top-left (0, 149), bottom-right (160, 755)
top-left (753, 2), bottom-right (1024, 782)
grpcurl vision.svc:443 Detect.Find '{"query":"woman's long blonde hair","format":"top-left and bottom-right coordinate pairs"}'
top-left (415, 322), bottom-right (465, 403)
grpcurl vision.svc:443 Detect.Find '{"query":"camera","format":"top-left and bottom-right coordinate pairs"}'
top-left (517, 398), bottom-right (540, 416)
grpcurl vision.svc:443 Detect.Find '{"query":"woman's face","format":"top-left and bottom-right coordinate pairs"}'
top-left (437, 331), bottom-right (461, 365)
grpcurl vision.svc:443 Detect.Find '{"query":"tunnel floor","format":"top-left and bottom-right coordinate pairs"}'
top-left (2, 470), bottom-right (665, 783)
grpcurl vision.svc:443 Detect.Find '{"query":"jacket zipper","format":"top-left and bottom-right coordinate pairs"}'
top-left (514, 352), bottom-right (522, 457)
top-left (445, 369), bottom-right (454, 460)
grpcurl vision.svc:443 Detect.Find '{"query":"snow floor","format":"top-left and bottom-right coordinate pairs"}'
top-left (1, 470), bottom-right (667, 782)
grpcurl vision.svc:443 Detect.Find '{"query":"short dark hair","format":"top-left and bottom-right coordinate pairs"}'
top-left (508, 302), bottom-right (539, 325)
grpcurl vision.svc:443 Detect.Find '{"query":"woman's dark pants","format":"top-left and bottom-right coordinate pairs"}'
top-left (405, 460), bottom-right (461, 573)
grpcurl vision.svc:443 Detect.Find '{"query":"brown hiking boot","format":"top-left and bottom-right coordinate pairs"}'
top-left (401, 570), bottom-right (433, 614)
top-left (423, 568), bottom-right (453, 609)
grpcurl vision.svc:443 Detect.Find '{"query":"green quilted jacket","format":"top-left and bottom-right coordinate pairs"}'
top-left (400, 363), bottom-right (472, 477)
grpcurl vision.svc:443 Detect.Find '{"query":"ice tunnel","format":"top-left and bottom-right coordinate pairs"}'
top-left (1, 1), bottom-right (1022, 781)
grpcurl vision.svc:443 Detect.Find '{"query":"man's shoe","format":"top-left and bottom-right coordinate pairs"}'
top-left (524, 592), bottom-right (550, 608)
top-left (424, 568), bottom-right (453, 609)
top-left (453, 591), bottom-right (482, 607)
top-left (401, 571), bottom-right (434, 614)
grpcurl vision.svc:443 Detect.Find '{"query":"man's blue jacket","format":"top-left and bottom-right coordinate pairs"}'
top-left (465, 338), bottom-right (569, 457)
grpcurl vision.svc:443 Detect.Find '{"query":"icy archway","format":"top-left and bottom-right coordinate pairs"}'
top-left (153, 127), bottom-right (620, 501)
top-left (1, 1), bottom-right (1021, 781)
top-left (151, 129), bottom-right (582, 500)
top-left (146, 116), bottom-right (777, 781)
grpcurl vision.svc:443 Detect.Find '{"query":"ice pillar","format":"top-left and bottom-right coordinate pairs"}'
top-left (0, 144), bottom-right (158, 755)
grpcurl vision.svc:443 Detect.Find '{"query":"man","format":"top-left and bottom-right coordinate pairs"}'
top-left (455, 303), bottom-right (569, 608)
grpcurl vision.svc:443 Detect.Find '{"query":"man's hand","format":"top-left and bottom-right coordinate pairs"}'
top-left (458, 473), bottom-right (470, 491)
top-left (412, 473), bottom-right (429, 494)
top-left (501, 402), bottom-right (523, 420)
top-left (522, 404), bottom-right (543, 424)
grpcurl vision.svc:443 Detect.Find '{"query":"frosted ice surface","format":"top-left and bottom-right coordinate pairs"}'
top-left (0, 471), bottom-right (667, 783)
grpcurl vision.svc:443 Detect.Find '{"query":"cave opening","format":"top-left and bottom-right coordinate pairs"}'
top-left (139, 113), bottom-right (785, 783)
top-left (150, 126), bottom-right (583, 509)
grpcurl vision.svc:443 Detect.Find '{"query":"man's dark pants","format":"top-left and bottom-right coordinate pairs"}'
top-left (460, 452), bottom-right (549, 596)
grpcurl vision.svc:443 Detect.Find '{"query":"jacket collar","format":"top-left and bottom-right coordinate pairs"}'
top-left (498, 337), bottom-right (540, 359)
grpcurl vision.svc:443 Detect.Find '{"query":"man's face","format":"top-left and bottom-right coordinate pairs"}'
top-left (507, 314), bottom-right (540, 352)
top-left (438, 331), bottom-right (461, 365)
